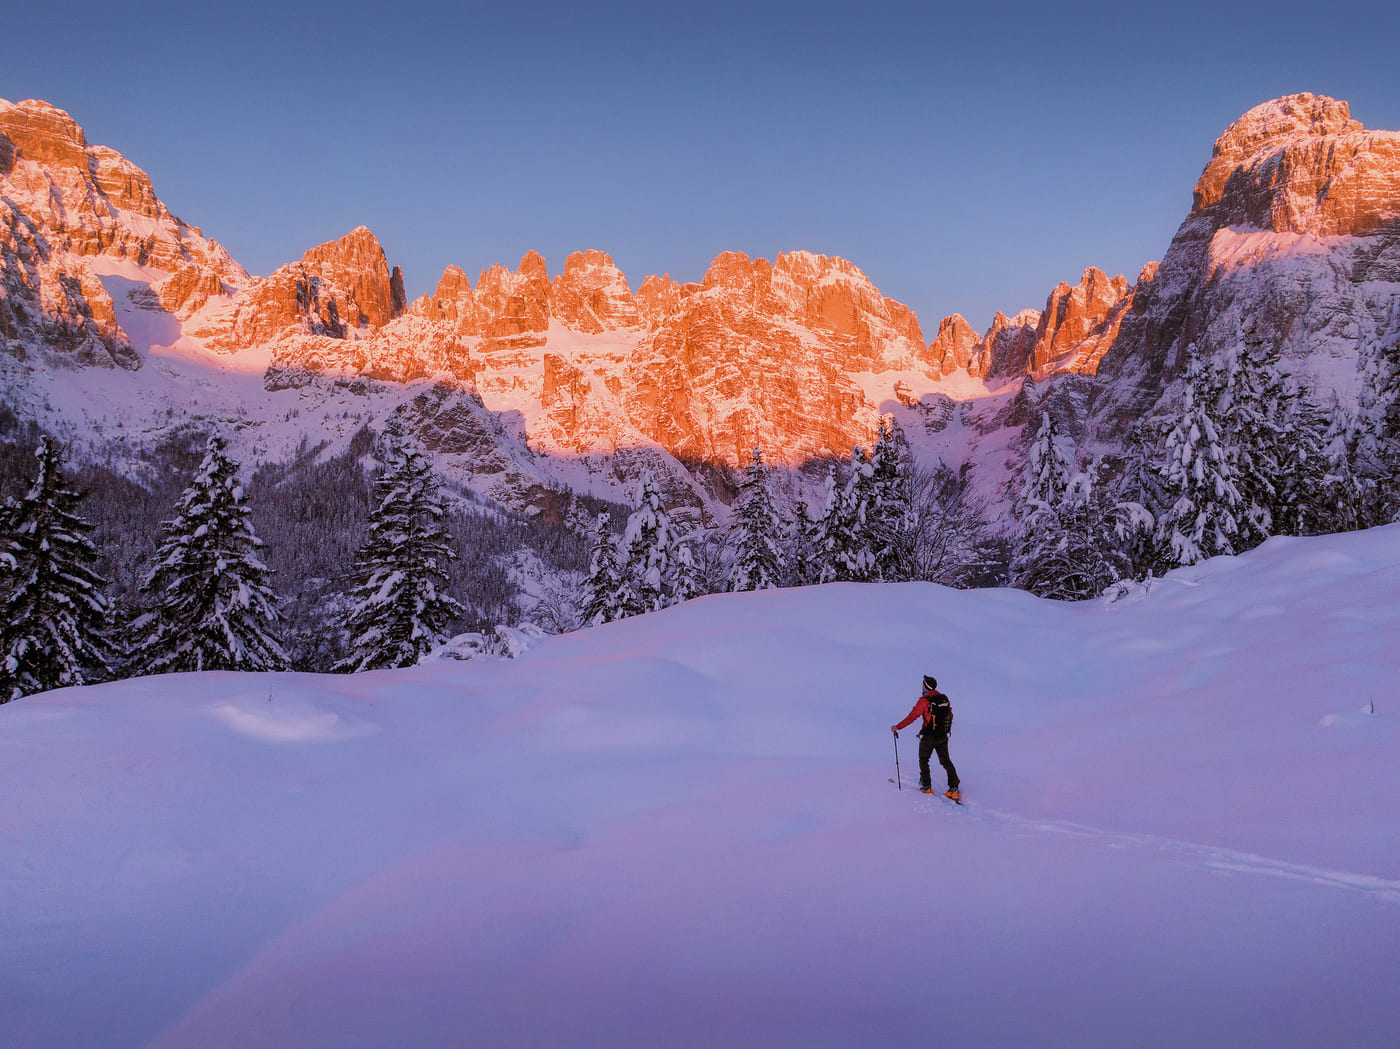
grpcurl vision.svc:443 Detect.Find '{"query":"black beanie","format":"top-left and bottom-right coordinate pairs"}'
top-left (923, 675), bottom-right (937, 691)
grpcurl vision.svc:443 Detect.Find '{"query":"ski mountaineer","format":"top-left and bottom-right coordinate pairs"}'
top-left (891, 675), bottom-right (960, 801)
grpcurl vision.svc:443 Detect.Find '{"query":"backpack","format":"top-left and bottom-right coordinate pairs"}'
top-left (920, 691), bottom-right (953, 738)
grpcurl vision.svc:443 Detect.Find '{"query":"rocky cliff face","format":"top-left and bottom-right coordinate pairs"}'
top-left (0, 98), bottom-right (245, 368)
top-left (1028, 266), bottom-right (1147, 378)
top-left (552, 250), bottom-right (643, 333)
top-left (926, 264), bottom-right (1149, 385)
top-left (207, 226), bottom-right (402, 353)
top-left (251, 243), bottom-right (938, 468)
top-left (6, 91), bottom-right (1399, 521)
top-left (1096, 93), bottom-right (1400, 431)
top-left (619, 250), bottom-right (932, 464)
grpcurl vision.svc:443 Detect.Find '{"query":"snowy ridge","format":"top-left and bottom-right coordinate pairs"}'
top-left (2, 524), bottom-right (1397, 1047)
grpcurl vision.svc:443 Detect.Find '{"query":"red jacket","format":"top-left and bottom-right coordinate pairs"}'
top-left (895, 690), bottom-right (944, 732)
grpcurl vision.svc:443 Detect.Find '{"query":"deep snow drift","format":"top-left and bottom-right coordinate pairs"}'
top-left (3, 527), bottom-right (1399, 1048)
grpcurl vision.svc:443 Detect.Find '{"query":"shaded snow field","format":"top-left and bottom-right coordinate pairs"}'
top-left (3, 528), bottom-right (1399, 1048)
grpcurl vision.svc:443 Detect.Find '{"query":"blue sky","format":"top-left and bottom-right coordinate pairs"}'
top-left (5, 1), bottom-right (1399, 331)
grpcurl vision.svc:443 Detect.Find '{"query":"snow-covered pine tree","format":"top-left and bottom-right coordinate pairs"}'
top-left (1012, 458), bottom-right (1134, 600)
top-left (810, 465), bottom-right (843, 585)
top-left (1354, 305), bottom-right (1400, 521)
top-left (1270, 383), bottom-right (1330, 536)
top-left (579, 512), bottom-right (626, 627)
top-left (1157, 346), bottom-right (1242, 566)
top-left (133, 434), bottom-right (287, 675)
top-left (563, 492), bottom-right (593, 536)
top-left (728, 447), bottom-right (782, 591)
top-left (619, 472), bottom-right (681, 614)
top-left (1111, 421), bottom-right (1172, 580)
top-left (836, 447), bottom-right (880, 582)
top-left (783, 497), bottom-right (821, 587)
top-left (1017, 410), bottom-right (1074, 513)
top-left (1010, 410), bottom-right (1076, 591)
top-left (1217, 324), bottom-right (1296, 549)
top-left (337, 444), bottom-right (464, 672)
top-left (814, 449), bottom-right (879, 583)
top-left (870, 418), bottom-right (916, 582)
top-left (671, 538), bottom-right (708, 604)
top-left (0, 437), bottom-right (115, 702)
top-left (1316, 401), bottom-right (1370, 534)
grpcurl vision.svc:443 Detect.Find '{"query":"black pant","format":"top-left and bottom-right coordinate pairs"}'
top-left (919, 733), bottom-right (959, 791)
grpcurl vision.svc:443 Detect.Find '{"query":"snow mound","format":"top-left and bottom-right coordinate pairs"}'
top-left (210, 690), bottom-right (379, 744)
top-left (1319, 706), bottom-right (1382, 730)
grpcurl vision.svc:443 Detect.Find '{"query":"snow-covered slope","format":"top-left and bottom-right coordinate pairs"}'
top-left (3, 525), bottom-right (1398, 1048)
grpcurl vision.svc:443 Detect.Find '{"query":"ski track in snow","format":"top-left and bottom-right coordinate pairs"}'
top-left (914, 796), bottom-right (1400, 904)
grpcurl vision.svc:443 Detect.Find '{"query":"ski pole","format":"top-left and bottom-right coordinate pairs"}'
top-left (892, 730), bottom-right (902, 790)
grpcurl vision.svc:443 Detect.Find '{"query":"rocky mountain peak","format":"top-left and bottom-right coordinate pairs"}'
top-left (929, 313), bottom-right (982, 376)
top-left (702, 251), bottom-right (771, 292)
top-left (0, 99), bottom-right (89, 170)
top-left (411, 265), bottom-right (477, 331)
top-left (1028, 267), bottom-right (1135, 378)
top-left (208, 226), bottom-right (399, 351)
top-left (299, 226), bottom-right (400, 328)
top-left (1096, 94), bottom-right (1400, 435)
top-left (635, 273), bottom-right (684, 329)
top-left (1209, 93), bottom-right (1359, 163)
top-left (552, 250), bottom-right (642, 333)
top-left (474, 251), bottom-right (553, 346)
top-left (518, 249), bottom-right (548, 281)
top-left (1, 98), bottom-right (248, 367)
top-left (1191, 93), bottom-right (1399, 236)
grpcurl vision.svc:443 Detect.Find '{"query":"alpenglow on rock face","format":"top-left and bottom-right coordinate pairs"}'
top-left (0, 98), bottom-right (246, 368)
top-left (0, 91), bottom-right (1165, 482)
top-left (1095, 92), bottom-right (1400, 430)
top-left (4, 92), bottom-right (1400, 517)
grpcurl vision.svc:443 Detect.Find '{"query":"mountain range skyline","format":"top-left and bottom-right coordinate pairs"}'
top-left (6, 1), bottom-right (1400, 331)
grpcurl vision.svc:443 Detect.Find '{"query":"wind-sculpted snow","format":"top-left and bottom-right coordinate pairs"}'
top-left (2, 525), bottom-right (1398, 1048)
top-left (210, 690), bottom-right (380, 743)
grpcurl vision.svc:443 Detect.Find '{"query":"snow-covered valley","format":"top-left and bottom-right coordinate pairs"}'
top-left (3, 524), bottom-right (1397, 1048)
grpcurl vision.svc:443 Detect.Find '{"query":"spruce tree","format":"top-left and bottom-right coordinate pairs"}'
top-left (811, 464), bottom-right (843, 585)
top-left (1011, 410), bottom-right (1077, 591)
top-left (870, 418), bottom-right (916, 582)
top-left (619, 472), bottom-right (681, 614)
top-left (1017, 410), bottom-right (1074, 513)
top-left (579, 512), bottom-right (626, 627)
top-left (1270, 384), bottom-right (1330, 536)
top-left (338, 444), bottom-right (464, 671)
top-left (133, 434), bottom-right (287, 675)
top-left (1157, 347), bottom-right (1242, 566)
top-left (784, 498), bottom-right (821, 587)
top-left (0, 437), bottom-right (115, 701)
top-left (1355, 309), bottom-right (1400, 521)
top-left (1317, 402), bottom-right (1369, 533)
top-left (671, 539), bottom-right (708, 604)
top-left (728, 447), bottom-right (782, 592)
top-left (812, 450), bottom-right (878, 584)
top-left (1218, 324), bottom-right (1304, 548)
top-left (1112, 422), bottom-right (1172, 579)
top-left (1013, 459), bottom-right (1135, 600)
top-left (834, 447), bottom-right (880, 582)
